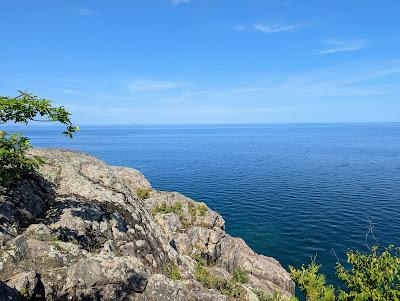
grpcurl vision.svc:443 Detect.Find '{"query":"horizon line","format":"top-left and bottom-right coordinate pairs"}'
top-left (3, 121), bottom-right (400, 127)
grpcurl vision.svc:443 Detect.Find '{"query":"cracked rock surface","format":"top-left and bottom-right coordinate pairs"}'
top-left (0, 148), bottom-right (294, 300)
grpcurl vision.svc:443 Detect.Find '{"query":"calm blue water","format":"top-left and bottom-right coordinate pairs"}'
top-left (6, 123), bottom-right (400, 285)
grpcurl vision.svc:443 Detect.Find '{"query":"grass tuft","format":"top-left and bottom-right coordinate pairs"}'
top-left (162, 263), bottom-right (183, 281)
top-left (195, 264), bottom-right (247, 299)
top-left (170, 264), bottom-right (183, 280)
top-left (152, 202), bottom-right (183, 216)
top-left (197, 204), bottom-right (208, 216)
top-left (152, 201), bottom-right (209, 229)
top-left (135, 187), bottom-right (152, 199)
top-left (232, 267), bottom-right (249, 284)
top-left (19, 288), bottom-right (29, 298)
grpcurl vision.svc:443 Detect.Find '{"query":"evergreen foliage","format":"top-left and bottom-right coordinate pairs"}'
top-left (289, 245), bottom-right (400, 301)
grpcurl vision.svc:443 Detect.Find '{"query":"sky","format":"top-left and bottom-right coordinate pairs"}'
top-left (1, 0), bottom-right (399, 124)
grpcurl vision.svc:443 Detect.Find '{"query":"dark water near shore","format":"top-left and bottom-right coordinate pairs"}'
top-left (7, 123), bottom-right (400, 286)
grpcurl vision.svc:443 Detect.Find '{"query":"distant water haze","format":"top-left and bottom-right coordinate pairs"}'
top-left (6, 123), bottom-right (400, 286)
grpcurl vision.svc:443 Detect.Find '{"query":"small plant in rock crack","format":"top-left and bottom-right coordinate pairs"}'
top-left (135, 187), bottom-right (152, 199)
top-left (162, 263), bottom-right (183, 281)
top-left (232, 267), bottom-right (249, 284)
top-left (169, 264), bottom-right (183, 281)
top-left (195, 263), bottom-right (247, 299)
top-left (197, 204), bottom-right (208, 216)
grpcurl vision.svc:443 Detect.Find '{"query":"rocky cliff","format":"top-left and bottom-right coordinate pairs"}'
top-left (0, 148), bottom-right (294, 300)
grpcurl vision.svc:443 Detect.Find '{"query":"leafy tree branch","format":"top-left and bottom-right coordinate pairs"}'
top-left (0, 90), bottom-right (78, 186)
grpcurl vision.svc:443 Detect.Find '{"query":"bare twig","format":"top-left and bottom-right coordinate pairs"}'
top-left (365, 218), bottom-right (379, 252)
top-left (12, 91), bottom-right (26, 100)
top-left (32, 119), bottom-right (52, 122)
top-left (330, 248), bottom-right (341, 265)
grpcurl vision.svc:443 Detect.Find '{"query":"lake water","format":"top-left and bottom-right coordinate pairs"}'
top-left (8, 123), bottom-right (400, 285)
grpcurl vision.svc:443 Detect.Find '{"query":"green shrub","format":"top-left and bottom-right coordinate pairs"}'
top-left (250, 244), bottom-right (400, 301)
top-left (51, 236), bottom-right (62, 242)
top-left (290, 258), bottom-right (335, 301)
top-left (152, 201), bottom-right (197, 229)
top-left (195, 263), bottom-right (247, 299)
top-left (232, 267), bottom-right (249, 284)
top-left (19, 287), bottom-right (29, 298)
top-left (253, 289), bottom-right (297, 301)
top-left (187, 202), bottom-right (208, 227)
top-left (336, 245), bottom-right (400, 300)
top-left (135, 187), bottom-right (152, 199)
top-left (152, 201), bottom-right (209, 229)
top-left (254, 289), bottom-right (269, 301)
top-left (0, 132), bottom-right (43, 185)
top-left (197, 204), bottom-right (208, 216)
top-left (190, 248), bottom-right (207, 266)
top-left (152, 202), bottom-right (183, 216)
top-left (152, 201), bottom-right (198, 229)
top-left (188, 203), bottom-right (197, 219)
top-left (170, 264), bottom-right (183, 280)
top-left (0, 91), bottom-right (78, 186)
top-left (290, 244), bottom-right (400, 301)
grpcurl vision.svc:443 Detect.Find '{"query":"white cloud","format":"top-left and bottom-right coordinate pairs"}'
top-left (72, 8), bottom-right (99, 16)
top-left (252, 24), bottom-right (298, 33)
top-left (234, 23), bottom-right (298, 34)
top-left (171, 0), bottom-right (191, 7)
top-left (317, 39), bottom-right (367, 55)
top-left (56, 88), bottom-right (80, 94)
top-left (128, 80), bottom-right (184, 92)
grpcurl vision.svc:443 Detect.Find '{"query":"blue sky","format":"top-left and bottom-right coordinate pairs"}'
top-left (1, 0), bottom-right (399, 124)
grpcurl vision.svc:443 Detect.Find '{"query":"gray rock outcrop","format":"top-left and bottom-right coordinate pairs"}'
top-left (0, 148), bottom-right (294, 300)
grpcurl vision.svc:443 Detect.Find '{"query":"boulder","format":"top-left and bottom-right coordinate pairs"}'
top-left (6, 271), bottom-right (45, 300)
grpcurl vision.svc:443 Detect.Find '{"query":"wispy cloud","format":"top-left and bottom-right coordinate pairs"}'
top-left (72, 8), bottom-right (99, 16)
top-left (42, 61), bottom-right (399, 124)
top-left (317, 39), bottom-right (367, 55)
top-left (253, 24), bottom-right (298, 33)
top-left (159, 61), bottom-right (400, 105)
top-left (234, 23), bottom-right (298, 34)
top-left (56, 88), bottom-right (80, 94)
top-left (128, 80), bottom-right (184, 92)
top-left (56, 61), bottom-right (400, 107)
top-left (171, 0), bottom-right (190, 7)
